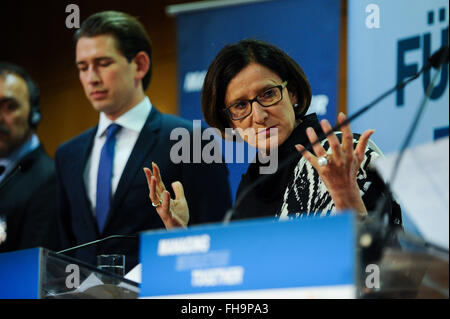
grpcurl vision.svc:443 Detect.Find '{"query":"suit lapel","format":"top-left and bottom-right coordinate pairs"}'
top-left (73, 128), bottom-right (99, 233)
top-left (108, 108), bottom-right (162, 224)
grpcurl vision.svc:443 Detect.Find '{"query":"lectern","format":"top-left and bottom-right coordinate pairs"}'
top-left (1, 213), bottom-right (447, 299)
top-left (0, 247), bottom-right (139, 299)
top-left (138, 213), bottom-right (448, 299)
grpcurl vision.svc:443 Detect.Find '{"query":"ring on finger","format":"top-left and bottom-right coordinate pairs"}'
top-left (318, 153), bottom-right (332, 167)
top-left (152, 200), bottom-right (162, 207)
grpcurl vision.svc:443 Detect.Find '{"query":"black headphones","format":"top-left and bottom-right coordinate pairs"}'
top-left (27, 79), bottom-right (42, 128)
top-left (29, 103), bottom-right (42, 128)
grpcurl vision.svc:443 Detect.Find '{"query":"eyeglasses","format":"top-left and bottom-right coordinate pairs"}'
top-left (224, 81), bottom-right (288, 121)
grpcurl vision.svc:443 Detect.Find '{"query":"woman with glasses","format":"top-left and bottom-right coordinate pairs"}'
top-left (144, 39), bottom-right (401, 229)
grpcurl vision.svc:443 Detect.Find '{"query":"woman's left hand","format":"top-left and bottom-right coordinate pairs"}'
top-left (295, 113), bottom-right (374, 216)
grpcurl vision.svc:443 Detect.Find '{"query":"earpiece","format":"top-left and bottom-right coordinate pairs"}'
top-left (28, 83), bottom-right (41, 128)
top-left (29, 106), bottom-right (42, 127)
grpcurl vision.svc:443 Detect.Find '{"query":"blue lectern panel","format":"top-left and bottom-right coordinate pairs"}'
top-left (0, 247), bottom-right (41, 299)
top-left (139, 213), bottom-right (355, 297)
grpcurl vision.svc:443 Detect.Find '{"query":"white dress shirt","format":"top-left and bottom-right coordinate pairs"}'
top-left (84, 96), bottom-right (152, 215)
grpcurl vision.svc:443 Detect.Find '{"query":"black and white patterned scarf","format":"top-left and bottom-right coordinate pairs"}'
top-left (277, 133), bottom-right (383, 220)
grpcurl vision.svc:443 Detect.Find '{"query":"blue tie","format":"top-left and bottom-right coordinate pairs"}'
top-left (96, 123), bottom-right (121, 233)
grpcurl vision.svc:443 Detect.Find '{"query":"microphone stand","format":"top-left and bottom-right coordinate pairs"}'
top-left (359, 48), bottom-right (449, 267)
top-left (56, 234), bottom-right (138, 255)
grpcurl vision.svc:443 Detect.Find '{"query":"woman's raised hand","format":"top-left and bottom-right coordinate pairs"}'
top-left (295, 113), bottom-right (374, 216)
top-left (144, 162), bottom-right (189, 229)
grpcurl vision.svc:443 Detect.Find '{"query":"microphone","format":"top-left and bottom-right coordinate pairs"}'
top-left (428, 45), bottom-right (449, 69)
top-left (224, 45), bottom-right (449, 223)
top-left (56, 234), bottom-right (138, 255)
top-left (17, 157), bottom-right (34, 172)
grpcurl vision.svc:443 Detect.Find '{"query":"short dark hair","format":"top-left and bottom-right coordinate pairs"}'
top-left (202, 39), bottom-right (312, 137)
top-left (74, 11), bottom-right (153, 90)
top-left (0, 61), bottom-right (41, 128)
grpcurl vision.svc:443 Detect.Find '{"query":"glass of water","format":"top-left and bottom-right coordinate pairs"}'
top-left (97, 254), bottom-right (125, 278)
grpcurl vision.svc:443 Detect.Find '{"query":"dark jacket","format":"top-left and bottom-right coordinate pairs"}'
top-left (0, 145), bottom-right (58, 253)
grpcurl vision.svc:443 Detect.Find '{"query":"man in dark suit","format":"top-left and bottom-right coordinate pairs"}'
top-left (0, 62), bottom-right (58, 253)
top-left (55, 11), bottom-right (232, 272)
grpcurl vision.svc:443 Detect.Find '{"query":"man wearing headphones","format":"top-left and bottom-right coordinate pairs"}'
top-left (0, 62), bottom-right (58, 253)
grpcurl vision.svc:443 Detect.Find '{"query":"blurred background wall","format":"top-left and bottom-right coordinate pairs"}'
top-left (0, 0), bottom-right (196, 156)
top-left (0, 0), bottom-right (347, 157)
